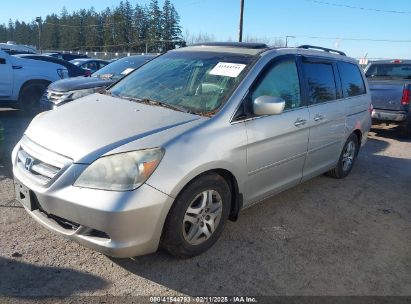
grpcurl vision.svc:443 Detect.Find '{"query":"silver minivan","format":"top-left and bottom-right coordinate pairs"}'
top-left (12, 43), bottom-right (372, 258)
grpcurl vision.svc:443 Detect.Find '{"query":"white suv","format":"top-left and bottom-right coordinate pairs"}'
top-left (0, 49), bottom-right (68, 114)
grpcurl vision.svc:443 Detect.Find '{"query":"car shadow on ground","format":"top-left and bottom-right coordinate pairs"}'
top-left (0, 257), bottom-right (108, 297)
top-left (1, 108), bottom-right (410, 296)
top-left (0, 109), bottom-right (32, 180)
top-left (370, 124), bottom-right (411, 143)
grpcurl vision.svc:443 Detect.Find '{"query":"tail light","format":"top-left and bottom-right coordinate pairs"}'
top-left (401, 86), bottom-right (410, 105)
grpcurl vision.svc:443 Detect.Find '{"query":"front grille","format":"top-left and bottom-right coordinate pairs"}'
top-left (16, 136), bottom-right (72, 186)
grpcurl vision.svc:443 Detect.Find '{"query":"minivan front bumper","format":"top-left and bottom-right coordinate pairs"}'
top-left (12, 143), bottom-right (174, 258)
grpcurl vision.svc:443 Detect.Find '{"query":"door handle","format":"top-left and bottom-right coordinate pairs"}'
top-left (294, 118), bottom-right (307, 127)
top-left (313, 114), bottom-right (325, 122)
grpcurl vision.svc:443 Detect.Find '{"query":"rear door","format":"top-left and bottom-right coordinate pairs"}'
top-left (0, 52), bottom-right (13, 97)
top-left (243, 55), bottom-right (310, 203)
top-left (301, 57), bottom-right (346, 180)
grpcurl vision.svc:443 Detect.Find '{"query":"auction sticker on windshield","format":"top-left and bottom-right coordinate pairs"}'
top-left (121, 68), bottom-right (135, 75)
top-left (209, 62), bottom-right (246, 78)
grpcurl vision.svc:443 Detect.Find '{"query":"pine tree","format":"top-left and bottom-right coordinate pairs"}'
top-left (162, 0), bottom-right (183, 51)
top-left (7, 19), bottom-right (14, 42)
top-left (132, 4), bottom-right (149, 52)
top-left (147, 0), bottom-right (162, 52)
top-left (0, 24), bottom-right (8, 42)
top-left (102, 7), bottom-right (114, 52)
top-left (2, 0), bottom-right (183, 53)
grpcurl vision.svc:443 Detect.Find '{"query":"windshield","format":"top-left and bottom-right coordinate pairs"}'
top-left (366, 63), bottom-right (411, 79)
top-left (109, 51), bottom-right (254, 114)
top-left (92, 56), bottom-right (154, 81)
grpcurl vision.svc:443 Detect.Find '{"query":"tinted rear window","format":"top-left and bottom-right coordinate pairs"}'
top-left (338, 62), bottom-right (366, 97)
top-left (302, 62), bottom-right (337, 104)
top-left (365, 63), bottom-right (411, 80)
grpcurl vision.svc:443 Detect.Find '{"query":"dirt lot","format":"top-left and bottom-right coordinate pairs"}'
top-left (0, 109), bottom-right (410, 298)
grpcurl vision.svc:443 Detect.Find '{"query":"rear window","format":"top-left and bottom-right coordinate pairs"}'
top-left (338, 62), bottom-right (366, 97)
top-left (365, 63), bottom-right (411, 80)
top-left (302, 62), bottom-right (337, 104)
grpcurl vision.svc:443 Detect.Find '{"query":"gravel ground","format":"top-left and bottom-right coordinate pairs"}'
top-left (0, 109), bottom-right (410, 299)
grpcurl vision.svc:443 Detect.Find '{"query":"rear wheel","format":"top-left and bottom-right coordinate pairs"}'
top-left (161, 173), bottom-right (231, 258)
top-left (18, 82), bottom-right (49, 116)
top-left (327, 133), bottom-right (359, 179)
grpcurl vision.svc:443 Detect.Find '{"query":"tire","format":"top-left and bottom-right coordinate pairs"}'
top-left (161, 173), bottom-right (231, 258)
top-left (18, 82), bottom-right (49, 117)
top-left (327, 133), bottom-right (359, 179)
top-left (402, 119), bottom-right (411, 138)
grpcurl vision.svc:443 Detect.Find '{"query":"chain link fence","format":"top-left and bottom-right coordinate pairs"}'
top-left (43, 50), bottom-right (161, 60)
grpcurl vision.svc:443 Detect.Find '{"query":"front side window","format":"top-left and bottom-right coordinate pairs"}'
top-left (109, 51), bottom-right (254, 114)
top-left (251, 59), bottom-right (301, 110)
top-left (338, 62), bottom-right (366, 97)
top-left (303, 62), bottom-right (337, 104)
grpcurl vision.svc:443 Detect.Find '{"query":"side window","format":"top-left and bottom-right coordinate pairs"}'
top-left (302, 62), bottom-right (337, 104)
top-left (99, 62), bottom-right (108, 69)
top-left (251, 59), bottom-right (301, 110)
top-left (83, 61), bottom-right (97, 71)
top-left (338, 62), bottom-right (366, 97)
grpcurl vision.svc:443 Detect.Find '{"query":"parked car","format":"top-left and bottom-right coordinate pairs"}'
top-left (70, 58), bottom-right (109, 73)
top-left (365, 60), bottom-right (411, 135)
top-left (12, 43), bottom-right (371, 258)
top-left (0, 49), bottom-right (69, 114)
top-left (14, 54), bottom-right (88, 77)
top-left (41, 55), bottom-right (156, 109)
top-left (43, 52), bottom-right (89, 61)
top-left (0, 42), bottom-right (37, 55)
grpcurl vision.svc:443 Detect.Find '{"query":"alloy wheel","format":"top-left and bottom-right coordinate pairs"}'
top-left (182, 190), bottom-right (223, 246)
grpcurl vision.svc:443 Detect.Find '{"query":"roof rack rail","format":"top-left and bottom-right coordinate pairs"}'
top-left (191, 42), bottom-right (269, 49)
top-left (298, 45), bottom-right (346, 56)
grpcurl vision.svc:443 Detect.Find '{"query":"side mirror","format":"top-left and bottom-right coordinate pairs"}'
top-left (0, 58), bottom-right (6, 64)
top-left (253, 96), bottom-right (285, 116)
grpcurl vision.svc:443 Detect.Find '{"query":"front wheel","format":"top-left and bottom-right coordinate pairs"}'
top-left (19, 82), bottom-right (48, 116)
top-left (327, 133), bottom-right (359, 179)
top-left (161, 173), bottom-right (231, 258)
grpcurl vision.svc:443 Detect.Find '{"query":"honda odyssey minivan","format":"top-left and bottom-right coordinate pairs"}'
top-left (12, 43), bottom-right (371, 258)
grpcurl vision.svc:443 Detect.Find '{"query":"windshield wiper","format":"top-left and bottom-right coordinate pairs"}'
top-left (121, 96), bottom-right (190, 113)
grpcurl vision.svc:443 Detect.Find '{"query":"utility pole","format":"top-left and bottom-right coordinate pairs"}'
top-left (35, 17), bottom-right (42, 53)
top-left (285, 35), bottom-right (296, 47)
top-left (238, 0), bottom-right (244, 42)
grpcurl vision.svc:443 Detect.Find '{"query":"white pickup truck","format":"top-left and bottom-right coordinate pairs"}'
top-left (0, 49), bottom-right (68, 114)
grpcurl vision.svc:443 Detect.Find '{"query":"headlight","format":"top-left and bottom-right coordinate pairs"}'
top-left (74, 148), bottom-right (164, 191)
top-left (52, 88), bottom-right (102, 105)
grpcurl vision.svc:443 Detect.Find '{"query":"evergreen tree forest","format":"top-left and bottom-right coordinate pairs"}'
top-left (0, 0), bottom-right (184, 53)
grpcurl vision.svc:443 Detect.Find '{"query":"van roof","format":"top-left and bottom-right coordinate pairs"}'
top-left (174, 42), bottom-right (350, 59)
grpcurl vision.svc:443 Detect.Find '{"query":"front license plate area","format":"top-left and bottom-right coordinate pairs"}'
top-left (14, 179), bottom-right (33, 211)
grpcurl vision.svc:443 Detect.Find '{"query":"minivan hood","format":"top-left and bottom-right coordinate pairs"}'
top-left (25, 94), bottom-right (200, 163)
top-left (48, 77), bottom-right (113, 92)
